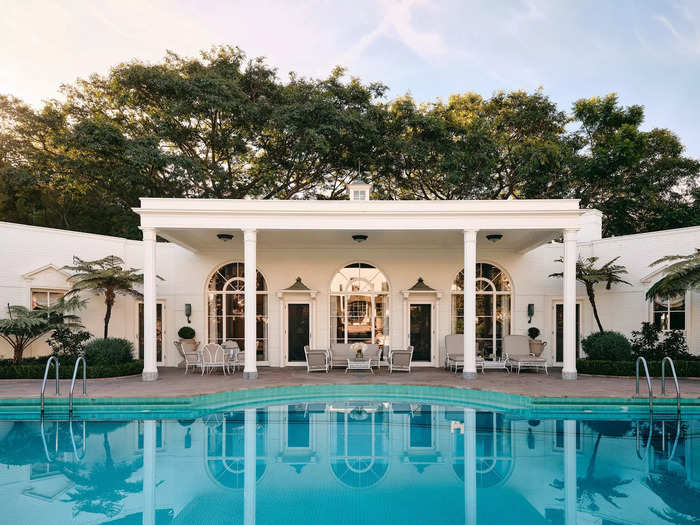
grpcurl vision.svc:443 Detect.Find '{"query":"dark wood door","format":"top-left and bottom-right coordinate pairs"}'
top-left (288, 303), bottom-right (310, 362)
top-left (555, 303), bottom-right (580, 362)
top-left (410, 303), bottom-right (432, 362)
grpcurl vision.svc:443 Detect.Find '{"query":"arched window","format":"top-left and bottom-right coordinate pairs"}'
top-left (330, 263), bottom-right (389, 346)
top-left (330, 406), bottom-right (389, 488)
top-left (207, 262), bottom-right (268, 360)
top-left (451, 263), bottom-right (512, 358)
top-left (205, 410), bottom-right (267, 489)
top-left (450, 411), bottom-right (514, 488)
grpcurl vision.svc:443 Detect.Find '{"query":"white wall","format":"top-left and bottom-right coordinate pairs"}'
top-left (1, 221), bottom-right (698, 365)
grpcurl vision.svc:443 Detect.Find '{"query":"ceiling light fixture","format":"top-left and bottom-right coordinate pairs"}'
top-left (352, 234), bottom-right (368, 243)
top-left (486, 234), bottom-right (503, 243)
top-left (217, 233), bottom-right (234, 241)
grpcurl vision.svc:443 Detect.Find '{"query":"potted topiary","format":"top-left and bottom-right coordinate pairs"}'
top-left (527, 327), bottom-right (546, 357)
top-left (178, 326), bottom-right (199, 353)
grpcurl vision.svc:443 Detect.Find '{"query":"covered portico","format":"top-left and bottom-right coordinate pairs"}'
top-left (134, 198), bottom-right (583, 382)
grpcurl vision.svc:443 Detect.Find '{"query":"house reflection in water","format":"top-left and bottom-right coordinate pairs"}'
top-left (0, 404), bottom-right (699, 524)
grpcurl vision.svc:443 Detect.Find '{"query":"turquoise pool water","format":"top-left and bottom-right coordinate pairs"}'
top-left (1, 397), bottom-right (698, 524)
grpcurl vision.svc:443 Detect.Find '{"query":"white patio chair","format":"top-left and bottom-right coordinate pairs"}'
top-left (388, 347), bottom-right (413, 373)
top-left (222, 340), bottom-right (241, 373)
top-left (177, 340), bottom-right (202, 375)
top-left (201, 343), bottom-right (228, 375)
top-left (304, 345), bottom-right (329, 373)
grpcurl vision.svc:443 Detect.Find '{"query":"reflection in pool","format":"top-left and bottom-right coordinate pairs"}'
top-left (0, 401), bottom-right (698, 524)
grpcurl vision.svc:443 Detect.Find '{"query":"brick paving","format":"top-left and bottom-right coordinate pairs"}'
top-left (0, 366), bottom-right (698, 400)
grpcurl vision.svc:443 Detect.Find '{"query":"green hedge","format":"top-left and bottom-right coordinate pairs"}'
top-left (577, 359), bottom-right (700, 377)
top-left (0, 361), bottom-right (144, 379)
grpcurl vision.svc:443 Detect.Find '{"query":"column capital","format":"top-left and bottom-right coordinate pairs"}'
top-left (243, 229), bottom-right (257, 241)
top-left (563, 229), bottom-right (578, 242)
top-left (141, 227), bottom-right (156, 242)
top-left (463, 229), bottom-right (478, 242)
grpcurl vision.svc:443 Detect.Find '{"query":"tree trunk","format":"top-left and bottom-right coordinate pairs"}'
top-left (13, 344), bottom-right (23, 365)
top-left (104, 289), bottom-right (115, 339)
top-left (586, 283), bottom-right (604, 333)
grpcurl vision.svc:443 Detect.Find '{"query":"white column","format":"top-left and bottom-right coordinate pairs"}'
top-left (244, 229), bottom-right (258, 379)
top-left (564, 419), bottom-right (577, 525)
top-left (142, 420), bottom-right (156, 525)
top-left (244, 408), bottom-right (256, 525)
top-left (562, 229), bottom-right (578, 380)
top-left (464, 408), bottom-right (476, 525)
top-left (463, 229), bottom-right (478, 379)
top-left (142, 228), bottom-right (158, 381)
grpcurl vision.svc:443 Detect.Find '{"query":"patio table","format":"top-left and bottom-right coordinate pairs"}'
top-left (346, 358), bottom-right (374, 374)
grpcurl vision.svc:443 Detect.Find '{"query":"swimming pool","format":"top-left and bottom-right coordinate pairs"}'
top-left (1, 394), bottom-right (698, 524)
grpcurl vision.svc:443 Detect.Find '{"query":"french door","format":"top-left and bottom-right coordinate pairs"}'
top-left (287, 302), bottom-right (310, 363)
top-left (553, 302), bottom-right (581, 363)
top-left (408, 302), bottom-right (433, 363)
top-left (138, 302), bottom-right (164, 364)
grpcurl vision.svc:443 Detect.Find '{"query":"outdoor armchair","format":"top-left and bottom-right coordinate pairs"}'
top-left (388, 347), bottom-right (413, 373)
top-left (304, 345), bottom-right (330, 373)
top-left (504, 335), bottom-right (548, 374)
top-left (176, 340), bottom-right (202, 375)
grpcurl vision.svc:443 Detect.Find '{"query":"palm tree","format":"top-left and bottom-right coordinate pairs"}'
top-left (59, 421), bottom-right (142, 518)
top-left (645, 471), bottom-right (700, 524)
top-left (0, 296), bottom-right (84, 363)
top-left (550, 256), bottom-right (631, 333)
top-left (645, 249), bottom-right (700, 301)
top-left (63, 256), bottom-right (149, 339)
top-left (550, 420), bottom-right (633, 512)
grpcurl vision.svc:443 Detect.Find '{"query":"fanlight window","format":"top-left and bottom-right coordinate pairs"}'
top-left (330, 407), bottom-right (389, 488)
top-left (207, 262), bottom-right (268, 360)
top-left (330, 263), bottom-right (389, 346)
top-left (450, 411), bottom-right (514, 488)
top-left (451, 263), bottom-right (512, 358)
top-left (206, 410), bottom-right (267, 490)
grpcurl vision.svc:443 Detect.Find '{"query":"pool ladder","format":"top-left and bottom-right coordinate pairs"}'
top-left (635, 356), bottom-right (681, 415)
top-left (40, 357), bottom-right (87, 415)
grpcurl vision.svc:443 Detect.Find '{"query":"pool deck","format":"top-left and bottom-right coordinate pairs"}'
top-left (0, 366), bottom-right (698, 400)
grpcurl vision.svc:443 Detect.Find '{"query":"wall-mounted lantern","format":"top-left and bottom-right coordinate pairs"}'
top-left (184, 303), bottom-right (192, 324)
top-left (527, 303), bottom-right (534, 324)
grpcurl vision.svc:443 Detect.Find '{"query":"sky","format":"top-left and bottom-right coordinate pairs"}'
top-left (1, 0), bottom-right (699, 158)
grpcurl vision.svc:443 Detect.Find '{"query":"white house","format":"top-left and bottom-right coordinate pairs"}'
top-left (1, 182), bottom-right (698, 381)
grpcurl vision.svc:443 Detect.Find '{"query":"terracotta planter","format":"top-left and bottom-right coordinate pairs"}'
top-left (529, 339), bottom-right (546, 357)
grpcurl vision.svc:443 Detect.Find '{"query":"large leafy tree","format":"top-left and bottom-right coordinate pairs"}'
top-left (645, 249), bottom-right (700, 301)
top-left (550, 256), bottom-right (631, 333)
top-left (0, 296), bottom-right (84, 364)
top-left (1, 47), bottom-right (698, 238)
top-left (63, 256), bottom-right (149, 339)
top-left (569, 94), bottom-right (699, 236)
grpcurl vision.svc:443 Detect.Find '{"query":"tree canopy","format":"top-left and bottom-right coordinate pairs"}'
top-left (1, 45), bottom-right (698, 239)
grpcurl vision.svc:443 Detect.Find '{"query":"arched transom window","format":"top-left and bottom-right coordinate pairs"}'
top-left (330, 263), bottom-right (389, 346)
top-left (207, 262), bottom-right (268, 360)
top-left (451, 263), bottom-right (512, 358)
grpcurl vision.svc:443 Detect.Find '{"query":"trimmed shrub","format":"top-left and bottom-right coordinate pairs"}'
top-left (581, 331), bottom-right (632, 361)
top-left (527, 327), bottom-right (540, 339)
top-left (577, 359), bottom-right (700, 377)
top-left (178, 326), bottom-right (195, 339)
top-left (0, 361), bottom-right (143, 379)
top-left (84, 338), bottom-right (135, 365)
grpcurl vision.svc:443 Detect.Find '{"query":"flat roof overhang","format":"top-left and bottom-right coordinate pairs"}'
top-left (132, 198), bottom-right (584, 253)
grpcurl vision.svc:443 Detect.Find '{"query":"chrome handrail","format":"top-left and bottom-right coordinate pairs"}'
top-left (69, 419), bottom-right (86, 461)
top-left (635, 356), bottom-right (653, 413)
top-left (69, 357), bottom-right (86, 415)
top-left (40, 357), bottom-right (60, 415)
top-left (661, 356), bottom-right (681, 415)
top-left (40, 419), bottom-right (57, 462)
top-left (635, 417), bottom-right (653, 461)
